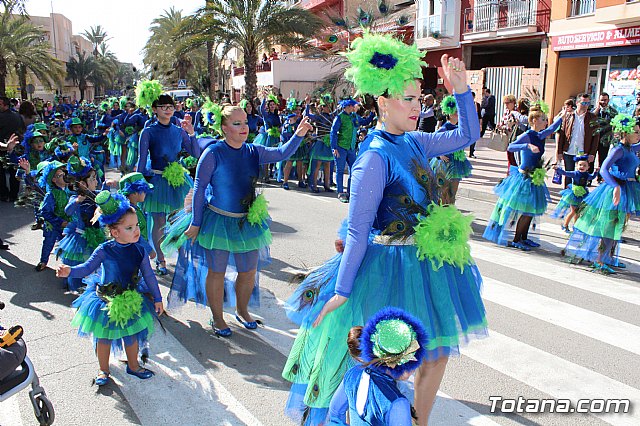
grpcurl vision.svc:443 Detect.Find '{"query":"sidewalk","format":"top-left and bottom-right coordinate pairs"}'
top-left (458, 134), bottom-right (640, 237)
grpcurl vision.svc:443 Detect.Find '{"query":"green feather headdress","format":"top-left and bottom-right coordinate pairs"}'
top-left (441, 95), bottom-right (457, 116)
top-left (611, 113), bottom-right (636, 134)
top-left (239, 99), bottom-right (248, 110)
top-left (318, 93), bottom-right (333, 107)
top-left (267, 93), bottom-right (279, 105)
top-left (343, 31), bottom-right (425, 97)
top-left (185, 98), bottom-right (194, 109)
top-left (99, 101), bottom-right (110, 112)
top-left (531, 100), bottom-right (550, 115)
top-left (119, 96), bottom-right (128, 110)
top-left (201, 98), bottom-right (223, 136)
top-left (135, 80), bottom-right (163, 111)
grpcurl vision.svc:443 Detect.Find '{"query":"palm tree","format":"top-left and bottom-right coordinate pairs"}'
top-left (195, 0), bottom-right (323, 100)
top-left (93, 43), bottom-right (119, 96)
top-left (66, 51), bottom-right (98, 101)
top-left (0, 0), bottom-right (65, 96)
top-left (81, 25), bottom-right (111, 58)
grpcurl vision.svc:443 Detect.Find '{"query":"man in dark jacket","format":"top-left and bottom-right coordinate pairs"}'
top-left (417, 94), bottom-right (437, 132)
top-left (0, 96), bottom-right (25, 201)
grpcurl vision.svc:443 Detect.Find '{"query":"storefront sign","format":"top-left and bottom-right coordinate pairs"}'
top-left (552, 25), bottom-right (640, 51)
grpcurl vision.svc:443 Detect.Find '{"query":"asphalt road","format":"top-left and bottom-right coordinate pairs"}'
top-left (1, 178), bottom-right (639, 426)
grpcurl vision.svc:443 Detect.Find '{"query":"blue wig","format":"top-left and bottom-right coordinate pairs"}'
top-left (120, 180), bottom-right (153, 196)
top-left (360, 307), bottom-right (428, 378)
top-left (339, 99), bottom-right (358, 109)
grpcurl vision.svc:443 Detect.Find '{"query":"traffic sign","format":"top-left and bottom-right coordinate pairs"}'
top-left (177, 79), bottom-right (187, 89)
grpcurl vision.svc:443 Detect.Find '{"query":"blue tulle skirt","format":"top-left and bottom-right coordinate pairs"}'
top-left (483, 167), bottom-right (550, 245)
top-left (283, 236), bottom-right (487, 421)
top-left (551, 184), bottom-right (588, 219)
top-left (254, 133), bottom-right (279, 148)
top-left (430, 156), bottom-right (472, 181)
top-left (143, 173), bottom-right (193, 214)
top-left (309, 139), bottom-right (333, 162)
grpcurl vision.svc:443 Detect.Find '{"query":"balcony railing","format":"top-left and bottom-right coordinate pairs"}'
top-left (233, 62), bottom-right (271, 77)
top-left (569, 0), bottom-right (595, 17)
top-left (463, 0), bottom-right (550, 34)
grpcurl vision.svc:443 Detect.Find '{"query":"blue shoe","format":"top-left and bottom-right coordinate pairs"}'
top-left (282, 183), bottom-right (290, 190)
top-left (235, 312), bottom-right (258, 330)
top-left (561, 225), bottom-right (571, 234)
top-left (126, 365), bottom-right (154, 379)
top-left (94, 371), bottom-right (110, 386)
top-left (311, 187), bottom-right (320, 194)
top-left (298, 181), bottom-right (307, 189)
top-left (613, 262), bottom-right (626, 269)
top-left (522, 239), bottom-right (540, 248)
top-left (508, 241), bottom-right (531, 251)
top-left (592, 262), bottom-right (616, 275)
top-left (209, 319), bottom-right (232, 337)
top-left (155, 260), bottom-right (168, 276)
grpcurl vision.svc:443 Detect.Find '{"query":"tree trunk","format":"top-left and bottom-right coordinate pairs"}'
top-left (18, 65), bottom-right (27, 100)
top-left (207, 40), bottom-right (215, 99)
top-left (0, 57), bottom-right (7, 97)
top-left (244, 47), bottom-right (258, 101)
top-left (79, 80), bottom-right (86, 101)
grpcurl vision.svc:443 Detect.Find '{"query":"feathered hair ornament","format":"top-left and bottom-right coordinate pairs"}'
top-left (267, 93), bottom-right (279, 105)
top-left (185, 98), bottom-right (194, 109)
top-left (440, 95), bottom-right (457, 116)
top-left (135, 80), bottom-right (163, 111)
top-left (99, 100), bottom-right (110, 112)
top-left (360, 307), bottom-right (428, 378)
top-left (239, 99), bottom-right (249, 110)
top-left (531, 100), bottom-right (550, 115)
top-left (343, 31), bottom-right (425, 97)
top-left (119, 96), bottom-right (128, 110)
top-left (287, 96), bottom-right (298, 111)
top-left (611, 113), bottom-right (636, 134)
top-left (318, 93), bottom-right (333, 107)
top-left (201, 98), bottom-right (224, 136)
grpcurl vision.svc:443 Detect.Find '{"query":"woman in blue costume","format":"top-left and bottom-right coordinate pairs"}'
top-left (429, 95), bottom-right (473, 204)
top-left (167, 104), bottom-right (313, 337)
top-left (136, 90), bottom-right (200, 275)
top-left (254, 94), bottom-right (282, 182)
top-left (564, 114), bottom-right (640, 274)
top-left (329, 308), bottom-right (428, 425)
top-left (56, 191), bottom-right (164, 386)
top-left (118, 100), bottom-right (147, 173)
top-left (304, 95), bottom-right (336, 194)
top-left (241, 99), bottom-right (263, 143)
top-left (57, 156), bottom-right (105, 292)
top-left (282, 33), bottom-right (485, 426)
top-left (551, 155), bottom-right (599, 232)
top-left (483, 103), bottom-right (563, 251)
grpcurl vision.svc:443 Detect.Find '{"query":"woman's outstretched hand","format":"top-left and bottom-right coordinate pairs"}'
top-left (440, 54), bottom-right (468, 94)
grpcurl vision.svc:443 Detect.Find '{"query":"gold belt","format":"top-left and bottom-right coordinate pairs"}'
top-left (372, 235), bottom-right (414, 246)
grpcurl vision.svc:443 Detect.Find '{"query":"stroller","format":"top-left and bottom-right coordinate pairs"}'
top-left (0, 301), bottom-right (55, 425)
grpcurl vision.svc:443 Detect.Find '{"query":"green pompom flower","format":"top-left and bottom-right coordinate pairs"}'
top-left (105, 289), bottom-right (143, 327)
top-left (441, 95), bottom-right (457, 116)
top-left (162, 161), bottom-right (187, 188)
top-left (531, 167), bottom-right (547, 186)
top-left (125, 126), bottom-right (135, 136)
top-left (452, 150), bottom-right (466, 162)
top-left (239, 99), bottom-right (248, 109)
top-left (572, 185), bottom-right (587, 197)
top-left (531, 100), bottom-right (550, 115)
top-left (343, 31), bottom-right (425, 97)
top-left (267, 127), bottom-right (281, 138)
top-left (135, 80), bottom-right (163, 111)
top-left (201, 98), bottom-right (223, 136)
top-left (611, 113), bottom-right (636, 134)
top-left (83, 227), bottom-right (105, 251)
top-left (185, 98), bottom-right (194, 109)
top-left (413, 203), bottom-right (474, 272)
top-left (267, 93), bottom-right (279, 105)
top-left (247, 194), bottom-right (269, 225)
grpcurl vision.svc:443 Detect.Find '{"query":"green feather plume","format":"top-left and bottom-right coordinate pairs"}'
top-left (531, 100), bottom-right (550, 115)
top-left (185, 98), bottom-right (194, 109)
top-left (441, 95), bottom-right (457, 116)
top-left (119, 96), bottom-right (128, 110)
top-left (452, 150), bottom-right (466, 162)
top-left (135, 80), bottom-right (163, 110)
top-left (201, 98), bottom-right (223, 136)
top-left (105, 289), bottom-right (143, 327)
top-left (83, 227), bottom-right (105, 251)
top-left (162, 161), bottom-right (187, 188)
top-left (247, 194), bottom-right (269, 225)
top-left (99, 101), bottom-right (110, 111)
top-left (267, 127), bottom-right (281, 138)
top-left (413, 203), bottom-right (474, 272)
top-left (531, 167), bottom-right (547, 186)
top-left (572, 185), bottom-right (587, 197)
top-left (267, 93), bottom-right (279, 105)
top-left (160, 212), bottom-right (192, 255)
top-left (239, 99), bottom-right (248, 109)
top-left (344, 31), bottom-right (425, 97)
top-left (611, 113), bottom-right (636, 134)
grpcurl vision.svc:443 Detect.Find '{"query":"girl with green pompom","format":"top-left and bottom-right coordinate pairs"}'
top-left (167, 105), bottom-right (313, 338)
top-left (57, 191), bottom-right (164, 386)
top-left (483, 103), bottom-right (564, 251)
top-left (564, 114), bottom-right (640, 274)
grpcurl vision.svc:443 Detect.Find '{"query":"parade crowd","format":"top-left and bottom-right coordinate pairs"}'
top-left (1, 33), bottom-right (639, 426)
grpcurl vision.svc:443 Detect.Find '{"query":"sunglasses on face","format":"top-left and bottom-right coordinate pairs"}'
top-left (580, 101), bottom-right (590, 106)
top-left (157, 105), bottom-right (175, 111)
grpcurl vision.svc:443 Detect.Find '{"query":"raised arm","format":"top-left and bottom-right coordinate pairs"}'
top-left (408, 90), bottom-right (480, 158)
top-left (335, 150), bottom-right (386, 297)
top-left (180, 128), bottom-right (201, 158)
top-left (256, 135), bottom-right (303, 164)
top-left (190, 148), bottom-right (216, 227)
top-left (68, 245), bottom-right (106, 278)
top-left (537, 115), bottom-right (563, 140)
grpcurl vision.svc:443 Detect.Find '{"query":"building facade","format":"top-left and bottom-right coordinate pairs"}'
top-left (546, 0), bottom-right (640, 115)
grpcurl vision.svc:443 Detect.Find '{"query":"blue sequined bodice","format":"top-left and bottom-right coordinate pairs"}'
top-left (99, 241), bottom-right (145, 286)
top-left (144, 122), bottom-right (183, 169)
top-left (609, 145), bottom-right (640, 181)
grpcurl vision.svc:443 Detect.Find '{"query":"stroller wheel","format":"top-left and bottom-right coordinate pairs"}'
top-left (35, 394), bottom-right (55, 425)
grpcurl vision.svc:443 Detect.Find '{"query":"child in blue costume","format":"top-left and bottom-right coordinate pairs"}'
top-left (429, 95), bottom-right (472, 204)
top-left (35, 161), bottom-right (70, 272)
top-left (254, 94), bottom-right (282, 182)
top-left (551, 155), bottom-right (599, 232)
top-left (304, 95), bottom-right (336, 193)
top-left (330, 99), bottom-right (376, 203)
top-left (483, 103), bottom-right (563, 250)
top-left (118, 172), bottom-right (155, 257)
top-left (329, 308), bottom-right (428, 425)
top-left (66, 117), bottom-right (106, 159)
top-left (136, 93), bottom-right (200, 275)
top-left (56, 191), bottom-right (165, 386)
top-left (564, 114), bottom-right (640, 274)
top-left (282, 33), bottom-right (485, 425)
top-left (168, 105), bottom-right (313, 338)
top-left (57, 156), bottom-right (104, 292)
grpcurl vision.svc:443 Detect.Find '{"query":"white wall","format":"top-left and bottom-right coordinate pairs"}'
top-left (232, 59), bottom-right (348, 91)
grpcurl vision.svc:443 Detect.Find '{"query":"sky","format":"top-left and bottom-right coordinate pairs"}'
top-left (25, 0), bottom-right (204, 69)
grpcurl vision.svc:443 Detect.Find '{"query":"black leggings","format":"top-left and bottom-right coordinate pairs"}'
top-left (513, 215), bottom-right (533, 243)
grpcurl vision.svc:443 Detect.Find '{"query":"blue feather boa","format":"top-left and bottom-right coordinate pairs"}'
top-left (98, 193), bottom-right (132, 226)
